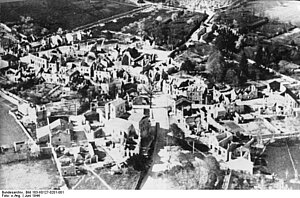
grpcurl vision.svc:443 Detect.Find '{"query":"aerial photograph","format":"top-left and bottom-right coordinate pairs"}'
top-left (1, 0), bottom-right (300, 190)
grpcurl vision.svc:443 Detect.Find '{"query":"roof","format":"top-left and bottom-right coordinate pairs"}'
top-left (36, 125), bottom-right (50, 139)
top-left (134, 53), bottom-right (146, 62)
top-left (226, 157), bottom-right (253, 169)
top-left (125, 47), bottom-right (141, 59)
top-left (241, 114), bottom-right (255, 120)
top-left (81, 61), bottom-right (89, 67)
top-left (246, 81), bottom-right (268, 88)
top-left (223, 121), bottom-right (245, 133)
top-left (103, 118), bottom-right (134, 132)
top-left (171, 70), bottom-right (193, 79)
top-left (110, 98), bottom-right (125, 107)
top-left (133, 96), bottom-right (149, 105)
top-left (201, 106), bottom-right (207, 113)
top-left (52, 130), bottom-right (70, 137)
top-left (30, 41), bottom-right (41, 48)
top-left (216, 104), bottom-right (226, 112)
top-left (269, 80), bottom-right (280, 86)
top-left (176, 97), bottom-right (192, 106)
top-left (0, 59), bottom-right (9, 70)
top-left (128, 112), bottom-right (148, 123)
top-left (283, 88), bottom-right (300, 104)
top-left (1, 54), bottom-right (18, 61)
top-left (279, 60), bottom-right (300, 70)
top-left (49, 55), bottom-right (58, 63)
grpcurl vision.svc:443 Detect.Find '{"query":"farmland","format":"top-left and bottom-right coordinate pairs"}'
top-left (0, 97), bottom-right (28, 146)
top-left (247, 0), bottom-right (300, 26)
top-left (0, 0), bottom-right (137, 34)
top-left (0, 159), bottom-right (61, 189)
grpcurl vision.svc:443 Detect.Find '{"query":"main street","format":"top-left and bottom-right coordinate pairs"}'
top-left (139, 93), bottom-right (173, 189)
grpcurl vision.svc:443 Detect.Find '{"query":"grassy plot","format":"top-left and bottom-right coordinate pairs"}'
top-left (0, 159), bottom-right (61, 190)
top-left (0, 0), bottom-right (136, 34)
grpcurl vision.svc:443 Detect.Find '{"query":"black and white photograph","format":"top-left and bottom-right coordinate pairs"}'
top-left (1, 0), bottom-right (300, 192)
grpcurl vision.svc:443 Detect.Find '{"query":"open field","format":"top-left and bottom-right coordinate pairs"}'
top-left (0, 159), bottom-right (61, 189)
top-left (0, 0), bottom-right (24, 3)
top-left (95, 168), bottom-right (140, 190)
top-left (0, 97), bottom-right (28, 146)
top-left (0, 0), bottom-right (137, 34)
top-left (270, 117), bottom-right (300, 134)
top-left (247, 1), bottom-right (300, 26)
top-left (239, 120), bottom-right (273, 136)
top-left (264, 139), bottom-right (300, 189)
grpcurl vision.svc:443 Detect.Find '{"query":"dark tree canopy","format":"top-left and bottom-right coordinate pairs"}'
top-left (206, 50), bottom-right (226, 83)
top-left (255, 46), bottom-right (263, 67)
top-left (224, 68), bottom-right (238, 86)
top-left (239, 52), bottom-right (249, 77)
top-left (215, 28), bottom-right (238, 54)
top-left (180, 59), bottom-right (196, 72)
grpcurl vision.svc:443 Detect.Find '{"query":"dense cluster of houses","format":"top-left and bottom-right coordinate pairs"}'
top-left (171, 73), bottom-right (300, 174)
top-left (1, 3), bottom-right (300, 180)
top-left (0, 24), bottom-right (160, 175)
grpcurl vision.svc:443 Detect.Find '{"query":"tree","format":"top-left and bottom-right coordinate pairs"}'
top-left (239, 52), bottom-right (249, 77)
top-left (224, 68), bottom-right (238, 86)
top-left (249, 70), bottom-right (257, 81)
top-left (126, 154), bottom-right (149, 171)
top-left (255, 46), bottom-right (263, 67)
top-left (204, 156), bottom-right (222, 189)
top-left (206, 50), bottom-right (226, 83)
top-left (237, 51), bottom-right (249, 85)
top-left (239, 70), bottom-right (248, 85)
top-left (180, 59), bottom-right (196, 72)
top-left (41, 28), bottom-right (49, 35)
top-left (215, 28), bottom-right (238, 54)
